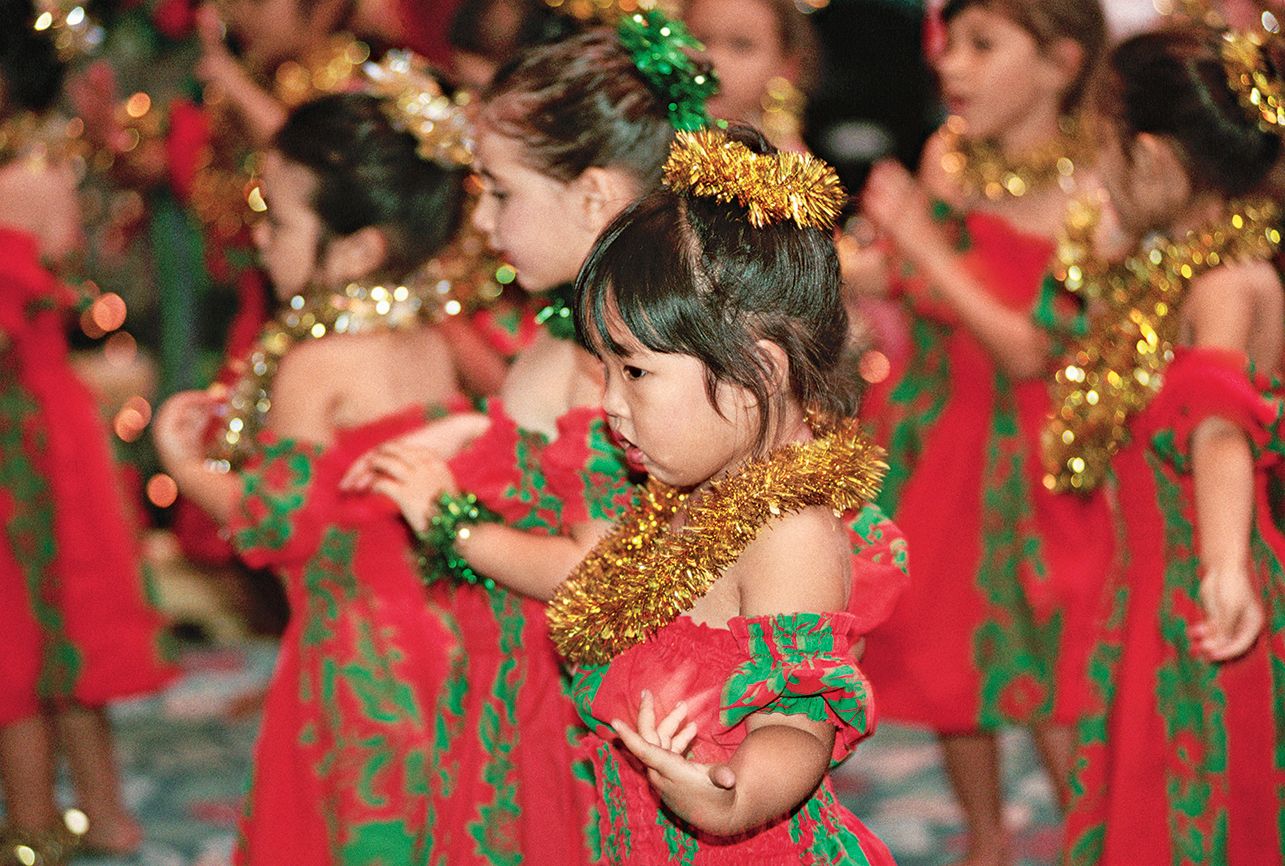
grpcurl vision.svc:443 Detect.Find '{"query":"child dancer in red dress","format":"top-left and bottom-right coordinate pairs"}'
top-left (341, 12), bottom-right (721, 863)
top-left (0, 3), bottom-right (177, 862)
top-left (154, 59), bottom-right (469, 865)
top-left (856, 2), bottom-right (1116, 861)
top-left (1052, 25), bottom-right (1285, 865)
top-left (545, 124), bottom-right (904, 865)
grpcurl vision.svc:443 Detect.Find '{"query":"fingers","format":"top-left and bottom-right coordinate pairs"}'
top-left (1201, 600), bottom-right (1265, 662)
top-left (636, 690), bottom-right (658, 745)
top-left (339, 454), bottom-right (376, 491)
top-left (654, 700), bottom-right (690, 751)
top-left (670, 722), bottom-right (698, 757)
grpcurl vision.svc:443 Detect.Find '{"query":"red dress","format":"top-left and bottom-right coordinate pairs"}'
top-left (0, 227), bottom-right (175, 726)
top-left (228, 408), bottom-right (458, 866)
top-left (425, 401), bottom-right (635, 865)
top-left (1065, 347), bottom-right (1285, 865)
top-left (570, 506), bottom-right (908, 865)
top-left (863, 210), bottom-right (1115, 732)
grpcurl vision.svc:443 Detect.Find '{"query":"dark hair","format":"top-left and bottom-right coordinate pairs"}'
top-left (0, 0), bottom-right (66, 121)
top-left (273, 92), bottom-right (467, 279)
top-left (942, 0), bottom-right (1106, 113)
top-left (576, 124), bottom-right (852, 453)
top-left (481, 27), bottom-right (708, 185)
top-left (1102, 27), bottom-right (1283, 197)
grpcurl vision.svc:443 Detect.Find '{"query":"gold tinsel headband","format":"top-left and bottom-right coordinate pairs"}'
top-left (1221, 29), bottom-right (1285, 136)
top-left (362, 51), bottom-right (474, 168)
top-left (662, 128), bottom-right (847, 230)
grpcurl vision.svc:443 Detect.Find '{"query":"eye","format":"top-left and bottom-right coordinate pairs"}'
top-left (623, 365), bottom-right (647, 381)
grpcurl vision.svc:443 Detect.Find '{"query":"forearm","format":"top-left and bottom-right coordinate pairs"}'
top-left (169, 459), bottom-right (242, 525)
top-left (671, 723), bottom-right (832, 837)
top-left (913, 250), bottom-right (1052, 380)
top-left (218, 74), bottom-right (287, 145)
top-left (1192, 418), bottom-right (1255, 571)
top-left (454, 523), bottom-right (595, 601)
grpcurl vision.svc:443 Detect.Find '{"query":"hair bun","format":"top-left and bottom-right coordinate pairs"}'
top-left (662, 128), bottom-right (847, 230)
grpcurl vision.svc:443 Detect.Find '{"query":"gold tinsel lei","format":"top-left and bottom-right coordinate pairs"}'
top-left (1042, 197), bottom-right (1282, 493)
top-left (548, 417), bottom-right (887, 666)
top-left (662, 128), bottom-right (847, 230)
top-left (208, 281), bottom-right (443, 469)
top-left (939, 115), bottom-right (1090, 202)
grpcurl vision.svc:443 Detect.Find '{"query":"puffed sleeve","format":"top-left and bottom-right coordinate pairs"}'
top-left (721, 612), bottom-right (875, 764)
top-left (1147, 347), bottom-right (1283, 472)
top-left (543, 406), bottom-right (637, 526)
top-left (227, 436), bottom-right (327, 569)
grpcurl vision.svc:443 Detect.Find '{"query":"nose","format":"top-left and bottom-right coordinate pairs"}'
top-left (471, 191), bottom-right (496, 239)
top-left (600, 365), bottom-right (628, 423)
top-left (935, 43), bottom-right (963, 80)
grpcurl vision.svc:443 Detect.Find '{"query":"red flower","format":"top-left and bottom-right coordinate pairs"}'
top-left (152, 0), bottom-right (196, 39)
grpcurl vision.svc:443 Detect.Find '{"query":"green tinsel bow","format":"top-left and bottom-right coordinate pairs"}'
top-left (618, 9), bottom-right (719, 132)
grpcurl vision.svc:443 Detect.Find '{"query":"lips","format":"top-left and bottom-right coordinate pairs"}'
top-left (611, 428), bottom-right (648, 472)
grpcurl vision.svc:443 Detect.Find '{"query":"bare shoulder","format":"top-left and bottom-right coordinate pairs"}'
top-left (735, 506), bottom-right (850, 618)
top-left (1185, 260), bottom-right (1283, 355)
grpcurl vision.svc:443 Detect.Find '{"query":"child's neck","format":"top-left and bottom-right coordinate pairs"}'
top-left (698, 403), bottom-right (812, 492)
top-left (994, 101), bottom-right (1065, 161)
top-left (1164, 192), bottom-right (1229, 240)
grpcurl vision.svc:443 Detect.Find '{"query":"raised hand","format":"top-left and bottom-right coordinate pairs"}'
top-left (611, 690), bottom-right (738, 831)
top-left (358, 442), bottom-right (457, 533)
top-left (153, 390), bottom-right (217, 470)
top-left (340, 413), bottom-right (489, 492)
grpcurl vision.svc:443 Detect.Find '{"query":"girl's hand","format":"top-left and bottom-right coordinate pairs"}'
top-left (611, 691), bottom-right (737, 830)
top-left (361, 443), bottom-right (457, 533)
top-left (862, 160), bottom-right (947, 262)
top-left (1192, 566), bottom-right (1265, 661)
top-left (194, 5), bottom-right (251, 94)
top-left (154, 390), bottom-right (216, 471)
top-left (340, 413), bottom-right (489, 491)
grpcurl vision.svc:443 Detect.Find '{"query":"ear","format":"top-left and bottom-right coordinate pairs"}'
top-left (572, 166), bottom-right (640, 236)
top-left (322, 226), bottom-right (389, 284)
top-left (1041, 37), bottom-right (1085, 99)
top-left (754, 339), bottom-right (792, 396)
top-left (1132, 132), bottom-right (1191, 200)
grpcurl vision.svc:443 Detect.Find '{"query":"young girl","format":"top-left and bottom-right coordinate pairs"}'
top-left (1053, 25), bottom-right (1285, 865)
top-left (683, 0), bottom-right (814, 151)
top-left (0, 1), bottom-right (177, 861)
top-left (153, 64), bottom-right (469, 865)
top-left (544, 124), bottom-right (903, 864)
top-left (340, 12), bottom-right (719, 863)
top-left (855, 1), bottom-right (1115, 862)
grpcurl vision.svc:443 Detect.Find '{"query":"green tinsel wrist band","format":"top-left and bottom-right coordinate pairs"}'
top-left (417, 492), bottom-right (501, 588)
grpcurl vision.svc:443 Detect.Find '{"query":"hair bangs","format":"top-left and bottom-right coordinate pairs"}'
top-left (575, 192), bottom-right (710, 361)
